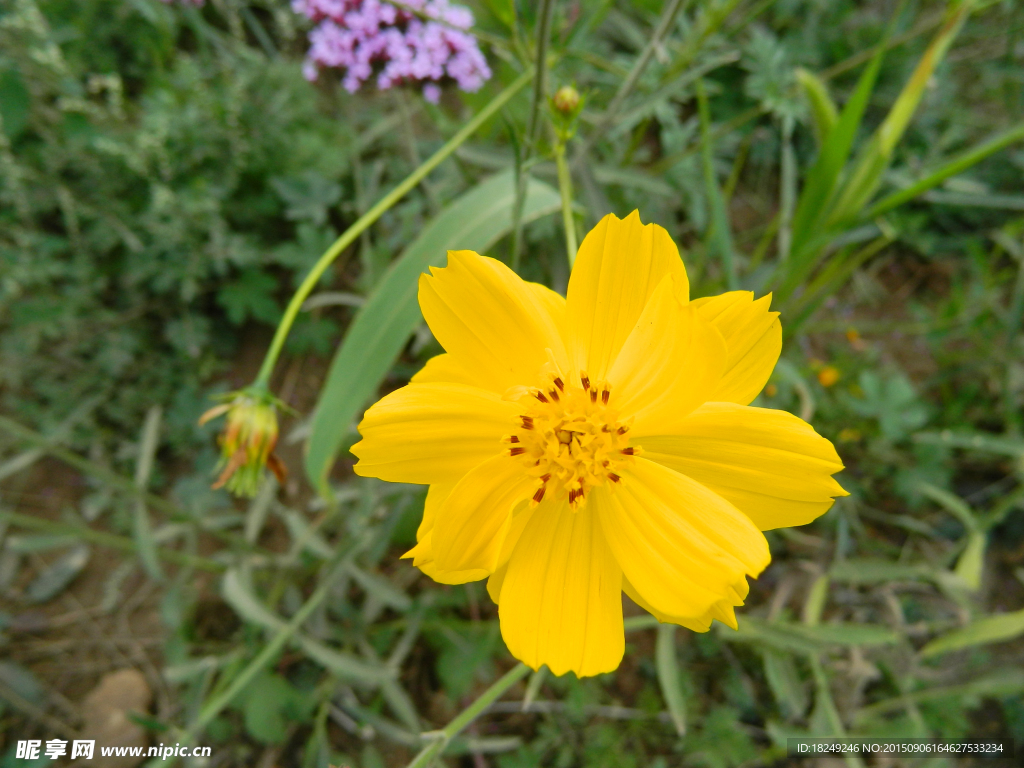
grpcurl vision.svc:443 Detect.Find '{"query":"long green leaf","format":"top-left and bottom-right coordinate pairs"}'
top-left (825, 1), bottom-right (976, 228)
top-left (304, 171), bottom-right (560, 493)
top-left (864, 122), bottom-right (1024, 219)
top-left (786, 7), bottom-right (894, 261)
top-left (795, 68), bottom-right (838, 148)
top-left (655, 624), bottom-right (687, 735)
top-left (920, 609), bottom-right (1024, 658)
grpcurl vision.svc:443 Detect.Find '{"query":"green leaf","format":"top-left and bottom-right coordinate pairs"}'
top-left (238, 672), bottom-right (312, 744)
top-left (953, 531), bottom-right (986, 592)
top-left (727, 617), bottom-right (899, 653)
top-left (0, 68), bottom-right (31, 139)
top-left (913, 429), bottom-right (1024, 458)
top-left (795, 68), bottom-right (838, 148)
top-left (218, 270), bottom-right (282, 326)
top-left (304, 171), bottom-right (560, 492)
top-left (25, 544), bottom-right (90, 603)
top-left (920, 609), bottom-right (1024, 658)
top-left (829, 558), bottom-right (932, 583)
top-left (761, 650), bottom-right (808, 721)
top-left (655, 624), bottom-right (687, 735)
top-left (786, 14), bottom-right (891, 264)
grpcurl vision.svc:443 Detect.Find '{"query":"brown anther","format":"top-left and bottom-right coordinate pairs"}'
top-left (521, 416), bottom-right (534, 429)
top-left (568, 488), bottom-right (584, 505)
top-left (602, 388), bottom-right (610, 405)
top-left (553, 377), bottom-right (565, 391)
top-left (510, 446), bottom-right (525, 456)
top-left (617, 425), bottom-right (629, 435)
top-left (601, 425), bottom-right (610, 432)
top-left (535, 391), bottom-right (549, 403)
top-left (549, 388), bottom-right (560, 402)
top-left (602, 460), bottom-right (610, 467)
top-left (532, 486), bottom-right (546, 503)
top-left (509, 435), bottom-right (520, 443)
top-left (540, 473), bottom-right (551, 482)
top-left (590, 390), bottom-right (598, 403)
top-left (580, 374), bottom-right (591, 390)
top-left (608, 473), bottom-right (621, 483)
top-left (621, 447), bottom-right (635, 455)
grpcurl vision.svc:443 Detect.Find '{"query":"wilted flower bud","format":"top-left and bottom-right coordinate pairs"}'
top-left (552, 85), bottom-right (581, 115)
top-left (199, 389), bottom-right (287, 497)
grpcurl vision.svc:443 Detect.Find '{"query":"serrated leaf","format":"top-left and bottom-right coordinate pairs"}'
top-left (217, 270), bottom-right (282, 326)
top-left (656, 624), bottom-right (687, 735)
top-left (304, 171), bottom-right (560, 492)
top-left (920, 609), bottom-right (1024, 658)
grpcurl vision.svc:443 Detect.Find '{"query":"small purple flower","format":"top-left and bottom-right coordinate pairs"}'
top-left (294, 0), bottom-right (491, 99)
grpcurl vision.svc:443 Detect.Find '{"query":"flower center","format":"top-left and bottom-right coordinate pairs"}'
top-left (507, 371), bottom-right (638, 509)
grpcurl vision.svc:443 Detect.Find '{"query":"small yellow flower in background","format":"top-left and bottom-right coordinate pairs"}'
top-left (199, 389), bottom-right (287, 497)
top-left (817, 366), bottom-right (841, 387)
top-left (846, 327), bottom-right (867, 351)
top-left (763, 383), bottom-right (778, 397)
top-left (351, 211), bottom-right (847, 677)
top-left (838, 428), bottom-right (861, 443)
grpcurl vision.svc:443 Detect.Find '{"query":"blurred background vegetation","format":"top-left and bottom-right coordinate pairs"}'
top-left (1, 0), bottom-right (1024, 766)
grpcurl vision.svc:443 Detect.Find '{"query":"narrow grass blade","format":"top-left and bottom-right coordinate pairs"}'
top-left (787, 6), bottom-right (895, 260)
top-left (825, 1), bottom-right (976, 228)
top-left (304, 171), bottom-right (560, 494)
top-left (920, 608), bottom-right (1024, 658)
top-left (795, 68), bottom-right (838, 148)
top-left (133, 405), bottom-right (164, 582)
top-left (913, 429), bottom-right (1024, 457)
top-left (655, 624), bottom-right (687, 736)
top-left (696, 78), bottom-right (737, 289)
top-left (865, 122), bottom-right (1024, 219)
top-left (761, 649), bottom-right (808, 721)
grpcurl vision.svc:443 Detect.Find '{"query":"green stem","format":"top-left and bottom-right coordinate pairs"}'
top-left (407, 663), bottom-right (530, 768)
top-left (0, 509), bottom-right (223, 573)
top-left (510, 0), bottom-right (556, 271)
top-left (555, 140), bottom-right (578, 266)
top-left (574, 0), bottom-right (691, 161)
top-left (144, 547), bottom-right (357, 768)
top-left (253, 69), bottom-right (534, 387)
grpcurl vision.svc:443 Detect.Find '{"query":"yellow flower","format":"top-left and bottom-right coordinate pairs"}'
top-left (351, 212), bottom-right (847, 677)
top-left (817, 366), bottom-right (841, 387)
top-left (199, 389), bottom-right (287, 497)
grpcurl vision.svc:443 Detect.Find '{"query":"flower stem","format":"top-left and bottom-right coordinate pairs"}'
top-left (252, 69), bottom-right (535, 389)
top-left (406, 663), bottom-right (529, 768)
top-left (554, 139), bottom-right (578, 266)
top-left (510, 0), bottom-right (556, 271)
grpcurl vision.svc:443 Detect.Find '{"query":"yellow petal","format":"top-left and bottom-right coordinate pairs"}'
top-left (432, 454), bottom-right (537, 573)
top-left (401, 483), bottom-right (490, 584)
top-left (623, 578), bottom-right (711, 632)
top-left (418, 251), bottom-right (569, 393)
top-left (609, 277), bottom-right (726, 435)
top-left (639, 402), bottom-right (847, 530)
top-left (499, 498), bottom-right (624, 677)
top-left (623, 577), bottom-right (745, 632)
top-left (592, 458), bottom-right (768, 622)
top-left (692, 291), bottom-right (781, 405)
top-left (411, 353), bottom-right (480, 388)
top-left (352, 382), bottom-right (518, 484)
top-left (566, 211), bottom-right (689, 382)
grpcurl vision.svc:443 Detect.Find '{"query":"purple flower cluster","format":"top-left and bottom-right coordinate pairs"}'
top-left (293, 0), bottom-right (491, 102)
